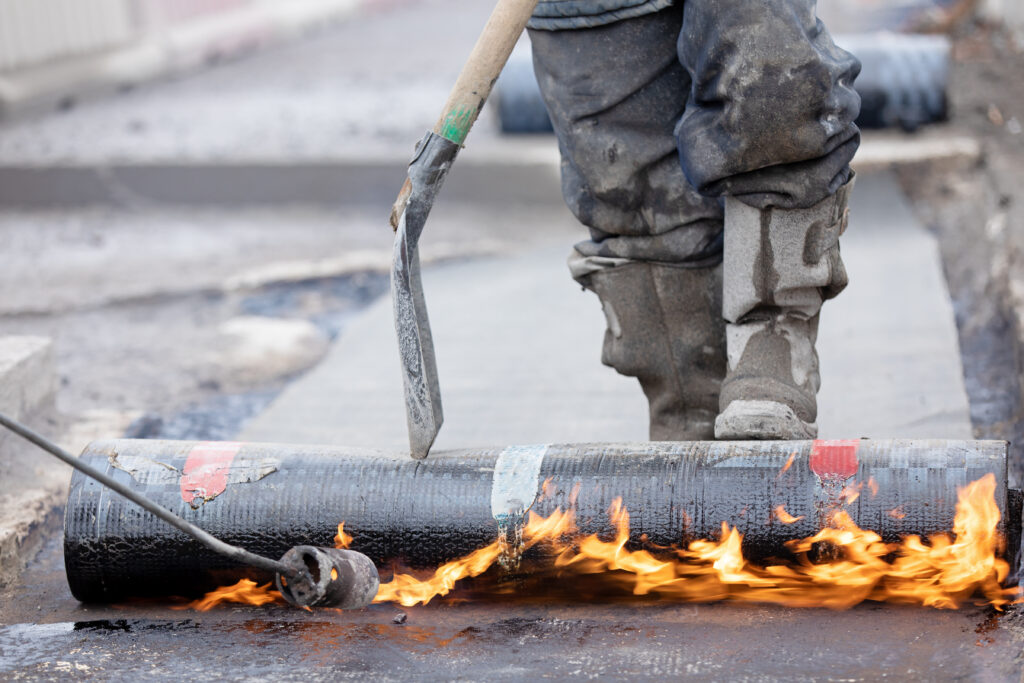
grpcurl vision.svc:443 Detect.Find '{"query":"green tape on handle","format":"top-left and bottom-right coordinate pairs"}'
top-left (429, 0), bottom-right (540, 147)
top-left (439, 106), bottom-right (478, 146)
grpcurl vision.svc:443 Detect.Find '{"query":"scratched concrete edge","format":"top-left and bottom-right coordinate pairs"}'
top-left (0, 336), bottom-right (63, 589)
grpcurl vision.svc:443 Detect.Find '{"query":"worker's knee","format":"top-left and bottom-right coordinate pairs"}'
top-left (675, 0), bottom-right (861, 208)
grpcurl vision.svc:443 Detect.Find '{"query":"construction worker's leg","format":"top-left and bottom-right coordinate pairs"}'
top-left (529, 7), bottom-right (726, 440)
top-left (676, 0), bottom-right (861, 439)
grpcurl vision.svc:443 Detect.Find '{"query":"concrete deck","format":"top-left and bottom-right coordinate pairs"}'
top-left (242, 171), bottom-right (973, 449)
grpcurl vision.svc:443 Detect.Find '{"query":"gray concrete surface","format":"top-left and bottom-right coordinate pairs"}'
top-left (245, 242), bottom-right (650, 448)
top-left (816, 172), bottom-right (973, 440)
top-left (0, 0), bottom-right (970, 168)
top-left (242, 171), bottom-right (973, 448)
top-left (0, 0), bottom-right (980, 211)
top-left (817, 0), bottom-right (951, 33)
top-left (0, 0), bottom-right (495, 166)
top-left (0, 0), bottom-right (364, 121)
top-left (0, 196), bottom-right (568, 316)
top-left (0, 337), bottom-right (55, 421)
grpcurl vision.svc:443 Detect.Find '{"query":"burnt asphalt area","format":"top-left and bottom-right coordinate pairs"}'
top-left (0, 530), bottom-right (1021, 681)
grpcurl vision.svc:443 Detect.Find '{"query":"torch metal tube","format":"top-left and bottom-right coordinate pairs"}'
top-left (0, 412), bottom-right (296, 578)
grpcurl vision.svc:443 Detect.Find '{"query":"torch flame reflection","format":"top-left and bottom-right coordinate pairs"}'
top-left (775, 506), bottom-right (804, 524)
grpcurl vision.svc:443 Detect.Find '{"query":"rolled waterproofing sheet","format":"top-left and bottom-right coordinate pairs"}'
top-left (64, 439), bottom-right (1019, 602)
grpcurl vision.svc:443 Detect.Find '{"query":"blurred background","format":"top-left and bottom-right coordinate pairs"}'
top-left (0, 0), bottom-right (1021, 451)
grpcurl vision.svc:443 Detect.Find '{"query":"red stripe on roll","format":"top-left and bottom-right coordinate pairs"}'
top-left (809, 439), bottom-right (860, 481)
top-left (180, 441), bottom-right (242, 505)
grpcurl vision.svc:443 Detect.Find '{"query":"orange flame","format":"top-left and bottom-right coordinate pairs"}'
top-left (776, 453), bottom-right (796, 479)
top-left (538, 477), bottom-right (556, 502)
top-left (840, 482), bottom-right (863, 504)
top-left (335, 522), bottom-right (353, 549)
top-left (183, 579), bottom-right (283, 611)
top-left (376, 507), bottom-right (577, 607)
top-left (775, 505), bottom-right (804, 524)
top-left (184, 474), bottom-right (1020, 612)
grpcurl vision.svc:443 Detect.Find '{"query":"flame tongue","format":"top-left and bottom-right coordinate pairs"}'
top-left (180, 579), bottom-right (283, 611)
top-left (184, 474), bottom-right (1021, 611)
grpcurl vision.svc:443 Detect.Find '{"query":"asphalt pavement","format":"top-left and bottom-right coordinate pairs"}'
top-left (2, 530), bottom-right (1022, 681)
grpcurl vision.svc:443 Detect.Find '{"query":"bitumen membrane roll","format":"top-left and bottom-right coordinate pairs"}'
top-left (64, 439), bottom-right (1017, 602)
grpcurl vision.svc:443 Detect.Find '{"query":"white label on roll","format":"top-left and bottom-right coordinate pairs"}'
top-left (491, 444), bottom-right (548, 518)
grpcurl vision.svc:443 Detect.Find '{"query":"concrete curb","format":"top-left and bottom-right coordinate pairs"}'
top-left (0, 133), bottom-right (981, 208)
top-left (852, 134), bottom-right (982, 172)
top-left (0, 0), bottom-right (364, 121)
top-left (0, 337), bottom-right (56, 420)
top-left (0, 336), bottom-right (64, 589)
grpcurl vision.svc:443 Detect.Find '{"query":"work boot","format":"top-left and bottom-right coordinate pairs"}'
top-left (580, 260), bottom-right (727, 441)
top-left (714, 176), bottom-right (855, 440)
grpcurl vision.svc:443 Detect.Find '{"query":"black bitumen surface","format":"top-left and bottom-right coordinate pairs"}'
top-left (61, 439), bottom-right (1013, 605)
top-left (3, 527), bottom-right (1023, 681)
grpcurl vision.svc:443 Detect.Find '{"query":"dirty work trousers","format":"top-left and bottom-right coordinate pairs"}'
top-left (528, 1), bottom-right (861, 277)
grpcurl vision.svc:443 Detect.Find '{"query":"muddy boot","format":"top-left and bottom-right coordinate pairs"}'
top-left (581, 261), bottom-right (727, 441)
top-left (714, 177), bottom-right (854, 440)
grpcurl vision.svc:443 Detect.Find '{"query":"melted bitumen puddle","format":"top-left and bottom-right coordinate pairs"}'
top-left (73, 618), bottom-right (200, 632)
top-left (124, 389), bottom-right (279, 441)
top-left (952, 290), bottom-right (1024, 489)
top-left (239, 270), bottom-right (389, 341)
top-left (121, 270), bottom-right (389, 442)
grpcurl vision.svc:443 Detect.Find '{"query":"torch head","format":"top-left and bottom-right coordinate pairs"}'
top-left (275, 546), bottom-right (380, 609)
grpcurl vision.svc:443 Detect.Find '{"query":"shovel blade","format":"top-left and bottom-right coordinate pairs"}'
top-left (391, 132), bottom-right (461, 459)
top-left (393, 217), bottom-right (443, 459)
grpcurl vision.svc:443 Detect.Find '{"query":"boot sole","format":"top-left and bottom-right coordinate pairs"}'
top-left (714, 400), bottom-right (818, 440)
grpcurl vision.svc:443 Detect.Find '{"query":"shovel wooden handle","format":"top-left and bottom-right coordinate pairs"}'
top-left (432, 0), bottom-right (540, 145)
top-left (390, 0), bottom-right (540, 228)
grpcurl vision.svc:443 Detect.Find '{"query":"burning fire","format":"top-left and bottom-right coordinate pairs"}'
top-left (335, 522), bottom-right (353, 549)
top-left (185, 474), bottom-right (1020, 611)
top-left (184, 579), bottom-right (284, 610)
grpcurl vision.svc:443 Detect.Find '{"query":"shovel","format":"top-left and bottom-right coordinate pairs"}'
top-left (389, 0), bottom-right (540, 460)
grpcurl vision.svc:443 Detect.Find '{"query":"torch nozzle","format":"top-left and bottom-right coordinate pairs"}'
top-left (275, 546), bottom-right (380, 609)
